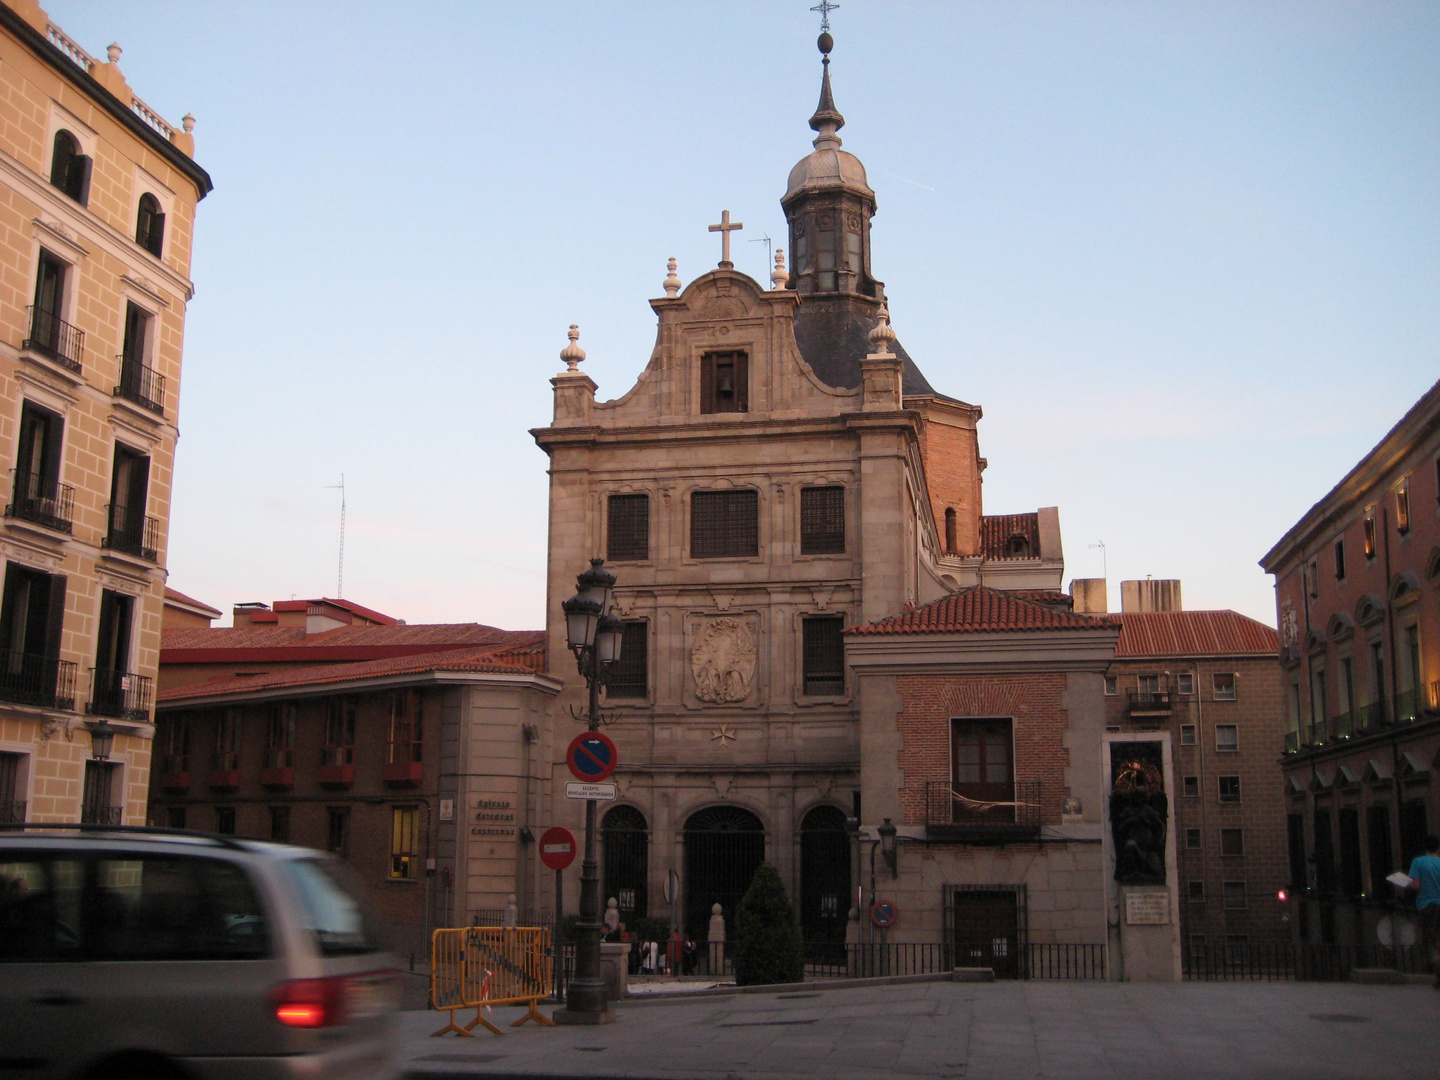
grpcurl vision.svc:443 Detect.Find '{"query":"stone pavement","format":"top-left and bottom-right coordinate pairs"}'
top-left (396, 977), bottom-right (1440, 1080)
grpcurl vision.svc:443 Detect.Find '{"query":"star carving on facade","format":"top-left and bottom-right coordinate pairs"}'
top-left (710, 723), bottom-right (737, 743)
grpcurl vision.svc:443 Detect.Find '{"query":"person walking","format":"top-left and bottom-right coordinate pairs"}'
top-left (1408, 833), bottom-right (1440, 989)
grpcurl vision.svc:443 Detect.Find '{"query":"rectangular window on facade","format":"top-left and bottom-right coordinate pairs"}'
top-left (117, 303), bottom-right (162, 413)
top-left (1103, 676), bottom-right (1117, 696)
top-left (105, 443), bottom-right (152, 558)
top-left (215, 807), bottom-right (235, 835)
top-left (951, 718), bottom-right (1015, 821)
top-left (166, 806), bottom-right (186, 829)
top-left (1215, 725), bottom-right (1238, 752)
top-left (11, 401), bottom-right (70, 531)
top-left (606, 621), bottom-right (648, 699)
top-left (1363, 511), bottom-right (1376, 557)
top-left (269, 806), bottom-right (290, 844)
top-left (163, 714), bottom-right (190, 775)
top-left (1399, 624), bottom-right (1421, 721)
top-left (1219, 775), bottom-right (1241, 803)
top-left (0, 562), bottom-right (69, 709)
top-left (1177, 672), bottom-right (1194, 695)
top-left (1220, 828), bottom-right (1244, 856)
top-left (1308, 559), bottom-right (1319, 598)
top-left (802, 616), bottom-right (846, 696)
top-left (799, 486), bottom-right (845, 554)
top-left (390, 807), bottom-right (418, 879)
top-left (1395, 480), bottom-right (1410, 534)
top-left (1212, 673), bottom-right (1236, 700)
top-left (700, 351), bottom-right (748, 413)
top-left (1187, 881), bottom-right (1205, 903)
top-left (80, 760), bottom-right (118, 824)
top-left (1180, 724), bottom-right (1196, 745)
top-left (1182, 776), bottom-right (1199, 798)
top-left (265, 704), bottom-right (295, 769)
top-left (1186, 828), bottom-right (1202, 850)
top-left (607, 493), bottom-right (649, 562)
top-left (690, 489), bottom-right (759, 559)
top-left (1313, 808), bottom-right (1335, 895)
top-left (387, 691), bottom-right (423, 765)
top-left (26, 250), bottom-right (82, 371)
top-left (1334, 537), bottom-right (1346, 581)
top-left (327, 808), bottom-right (350, 856)
top-left (1286, 683), bottom-right (1302, 750)
top-left (214, 708), bottom-right (240, 771)
top-left (323, 699), bottom-right (356, 765)
top-left (1287, 813), bottom-right (1307, 890)
top-left (1222, 882), bottom-right (1247, 909)
top-left (1338, 807), bottom-right (1363, 898)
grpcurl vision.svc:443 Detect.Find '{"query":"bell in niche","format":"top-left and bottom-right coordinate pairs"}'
top-left (717, 369), bottom-right (734, 397)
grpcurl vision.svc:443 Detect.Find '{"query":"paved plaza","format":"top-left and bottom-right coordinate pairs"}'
top-left (397, 977), bottom-right (1440, 1080)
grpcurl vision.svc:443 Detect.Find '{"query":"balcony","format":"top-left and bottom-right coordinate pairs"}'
top-left (1329, 711), bottom-right (1354, 740)
top-left (0, 801), bottom-right (25, 823)
top-left (925, 780), bottom-right (1042, 845)
top-left (1283, 729), bottom-right (1300, 754)
top-left (383, 758), bottom-right (423, 787)
top-left (23, 305), bottom-right (84, 373)
top-left (87, 669), bottom-right (153, 723)
top-left (158, 755), bottom-right (190, 793)
top-left (7, 471), bottom-right (74, 533)
top-left (1127, 691), bottom-right (1173, 717)
top-left (0, 652), bottom-right (77, 711)
top-left (1394, 688), bottom-right (1419, 724)
top-left (209, 750), bottom-right (240, 791)
top-left (102, 504), bottom-right (159, 561)
top-left (114, 355), bottom-right (165, 416)
top-left (1357, 701), bottom-right (1385, 732)
top-left (80, 805), bottom-right (122, 826)
top-left (319, 745), bottom-right (354, 788)
top-left (262, 747), bottom-right (294, 790)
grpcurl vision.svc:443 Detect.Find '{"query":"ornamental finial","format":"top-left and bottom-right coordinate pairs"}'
top-left (771, 249), bottom-right (789, 290)
top-left (663, 256), bottom-right (681, 297)
top-left (182, 113), bottom-right (195, 134)
top-left (560, 324), bottom-right (586, 372)
top-left (867, 304), bottom-right (896, 356)
top-left (106, 43), bottom-right (122, 64)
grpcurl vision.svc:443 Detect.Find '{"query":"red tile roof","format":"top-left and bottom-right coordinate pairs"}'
top-left (163, 587), bottom-right (222, 618)
top-left (981, 513), bottom-right (1039, 560)
top-left (157, 645), bottom-right (551, 704)
top-left (161, 623), bottom-right (546, 666)
top-left (271, 597), bottom-right (398, 625)
top-left (1114, 611), bottom-right (1279, 658)
top-left (848, 586), bottom-right (1121, 635)
top-left (1009, 590), bottom-right (1073, 609)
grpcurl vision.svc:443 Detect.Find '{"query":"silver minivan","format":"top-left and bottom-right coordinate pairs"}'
top-left (0, 825), bottom-right (398, 1080)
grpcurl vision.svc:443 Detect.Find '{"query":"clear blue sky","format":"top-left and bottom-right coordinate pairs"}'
top-left (47, 1), bottom-right (1439, 629)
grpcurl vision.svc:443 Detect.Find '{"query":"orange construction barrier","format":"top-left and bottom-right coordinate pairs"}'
top-left (430, 926), bottom-right (556, 1037)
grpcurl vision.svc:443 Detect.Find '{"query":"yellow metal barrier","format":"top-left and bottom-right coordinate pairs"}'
top-left (430, 926), bottom-right (556, 1037)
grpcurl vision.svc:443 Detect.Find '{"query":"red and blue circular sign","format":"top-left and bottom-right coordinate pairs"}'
top-left (566, 731), bottom-right (617, 782)
top-left (870, 900), bottom-right (898, 928)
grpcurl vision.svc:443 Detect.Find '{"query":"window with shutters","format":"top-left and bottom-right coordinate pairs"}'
top-left (49, 130), bottom-right (90, 205)
top-left (0, 562), bottom-right (69, 709)
top-left (951, 718), bottom-right (1014, 807)
top-left (10, 400), bottom-right (70, 531)
top-left (607, 493), bottom-right (649, 562)
top-left (802, 616), bottom-right (845, 696)
top-left (390, 807), bottom-right (418, 879)
top-left (800, 486), bottom-right (845, 555)
top-left (135, 193), bottom-right (165, 257)
top-left (105, 443), bottom-right (153, 558)
top-left (691, 489), bottom-right (758, 559)
top-left (700, 351), bottom-right (748, 413)
top-left (606, 621), bottom-right (648, 699)
top-left (26, 249), bottom-right (81, 372)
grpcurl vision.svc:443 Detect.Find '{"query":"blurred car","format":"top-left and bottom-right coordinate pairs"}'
top-left (0, 824), bottom-right (399, 1080)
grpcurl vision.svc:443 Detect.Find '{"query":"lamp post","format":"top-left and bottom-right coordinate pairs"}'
top-left (87, 719), bottom-right (117, 762)
top-left (556, 558), bottom-right (623, 1024)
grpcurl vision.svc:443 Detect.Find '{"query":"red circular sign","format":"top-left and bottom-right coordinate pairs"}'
top-left (567, 731), bottom-right (618, 782)
top-left (870, 900), bottom-right (898, 928)
top-left (538, 826), bottom-right (577, 871)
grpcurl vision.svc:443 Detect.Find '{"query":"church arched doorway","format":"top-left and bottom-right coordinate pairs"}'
top-left (601, 804), bottom-right (648, 926)
top-left (683, 805), bottom-right (765, 940)
top-left (799, 804), bottom-right (850, 955)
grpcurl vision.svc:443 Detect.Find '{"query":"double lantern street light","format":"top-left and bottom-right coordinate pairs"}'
top-left (556, 558), bottom-right (624, 1024)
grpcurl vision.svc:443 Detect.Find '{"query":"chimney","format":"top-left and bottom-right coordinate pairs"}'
top-left (232, 602), bottom-right (275, 627)
top-left (1069, 578), bottom-right (1108, 614)
top-left (1121, 579), bottom-right (1182, 613)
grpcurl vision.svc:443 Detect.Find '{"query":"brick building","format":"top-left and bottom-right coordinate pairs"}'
top-left (148, 596), bottom-right (558, 956)
top-left (1260, 377), bottom-right (1439, 950)
top-left (0, 2), bottom-right (211, 828)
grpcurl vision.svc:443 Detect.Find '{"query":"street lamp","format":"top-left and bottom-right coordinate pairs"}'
top-left (87, 719), bottom-right (117, 762)
top-left (878, 818), bottom-right (898, 878)
top-left (557, 558), bottom-right (619, 1025)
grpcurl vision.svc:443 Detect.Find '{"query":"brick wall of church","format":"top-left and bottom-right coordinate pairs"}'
top-left (913, 408), bottom-right (982, 557)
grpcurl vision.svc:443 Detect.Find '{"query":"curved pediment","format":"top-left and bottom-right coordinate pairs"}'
top-left (1390, 570), bottom-right (1421, 606)
top-left (1325, 612), bottom-right (1355, 642)
top-left (1355, 593), bottom-right (1386, 628)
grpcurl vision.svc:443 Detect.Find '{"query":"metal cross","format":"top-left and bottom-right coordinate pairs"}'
top-left (811, 0), bottom-right (839, 32)
top-left (708, 210), bottom-right (744, 267)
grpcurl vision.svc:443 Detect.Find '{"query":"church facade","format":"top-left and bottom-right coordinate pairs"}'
top-left (530, 33), bottom-right (1105, 958)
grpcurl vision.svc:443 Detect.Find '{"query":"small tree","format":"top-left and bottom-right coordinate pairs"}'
top-left (732, 861), bottom-right (804, 986)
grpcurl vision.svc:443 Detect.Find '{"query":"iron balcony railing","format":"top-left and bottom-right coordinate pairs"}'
top-left (1127, 690), bottom-right (1173, 715)
top-left (321, 744), bottom-right (355, 767)
top-left (1330, 711), bottom-right (1354, 739)
top-left (23, 305), bottom-right (84, 372)
top-left (1394, 688), bottom-right (1419, 723)
top-left (86, 668), bottom-right (153, 722)
top-left (102, 504), bottom-right (159, 560)
top-left (114, 355), bottom-right (165, 415)
top-left (212, 750), bottom-right (240, 772)
top-left (1357, 701), bottom-right (1385, 731)
top-left (80, 804), bottom-right (122, 826)
top-left (7, 470), bottom-right (74, 533)
top-left (0, 801), bottom-right (25, 824)
top-left (925, 779), bottom-right (1043, 841)
top-left (264, 747), bottom-right (293, 770)
top-left (1283, 729), bottom-right (1300, 753)
top-left (0, 652), bottom-right (76, 711)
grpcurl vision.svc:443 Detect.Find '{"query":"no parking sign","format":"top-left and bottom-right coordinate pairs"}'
top-left (870, 900), bottom-right (898, 928)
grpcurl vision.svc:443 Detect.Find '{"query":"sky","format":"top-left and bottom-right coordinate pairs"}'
top-left (45, 1), bottom-right (1440, 630)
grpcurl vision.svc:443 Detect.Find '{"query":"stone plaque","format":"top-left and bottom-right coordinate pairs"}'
top-left (691, 616), bottom-right (757, 703)
top-left (1125, 891), bottom-right (1169, 926)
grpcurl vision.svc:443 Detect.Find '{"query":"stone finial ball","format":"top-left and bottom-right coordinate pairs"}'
top-left (818, 31), bottom-right (833, 55)
top-left (712, 902), bottom-right (722, 916)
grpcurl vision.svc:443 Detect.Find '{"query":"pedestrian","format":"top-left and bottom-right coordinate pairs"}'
top-left (1407, 833), bottom-right (1440, 989)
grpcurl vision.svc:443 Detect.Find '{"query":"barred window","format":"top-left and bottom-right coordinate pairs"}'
top-left (802, 616), bottom-right (846, 696)
top-left (391, 807), bottom-right (418, 880)
top-left (800, 486), bottom-right (845, 554)
top-left (606, 622), bottom-right (648, 699)
top-left (607, 493), bottom-right (649, 562)
top-left (691, 489), bottom-right (758, 559)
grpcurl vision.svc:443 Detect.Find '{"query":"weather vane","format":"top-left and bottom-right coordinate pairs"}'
top-left (811, 1), bottom-right (838, 33)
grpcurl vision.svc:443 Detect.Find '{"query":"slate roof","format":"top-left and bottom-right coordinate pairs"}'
top-left (157, 645), bottom-right (548, 704)
top-left (1114, 611), bottom-right (1279, 658)
top-left (847, 585), bottom-right (1120, 635)
top-left (791, 302), bottom-right (938, 396)
top-left (981, 513), bottom-right (1040, 560)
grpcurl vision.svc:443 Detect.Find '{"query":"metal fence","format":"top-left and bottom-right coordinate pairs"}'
top-left (1183, 940), bottom-right (1430, 981)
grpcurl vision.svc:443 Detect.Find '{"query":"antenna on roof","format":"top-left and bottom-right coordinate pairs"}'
top-left (1089, 540), bottom-right (1107, 582)
top-left (325, 474), bottom-right (346, 598)
top-left (749, 231), bottom-right (773, 272)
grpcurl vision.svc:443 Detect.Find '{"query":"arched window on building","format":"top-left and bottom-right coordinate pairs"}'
top-left (944, 508), bottom-right (957, 555)
top-left (49, 130), bottom-right (90, 205)
top-left (601, 804), bottom-right (648, 926)
top-left (135, 193), bottom-right (165, 257)
top-left (683, 805), bottom-right (765, 941)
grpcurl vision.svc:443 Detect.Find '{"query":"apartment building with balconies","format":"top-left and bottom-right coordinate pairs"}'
top-left (0, 2), bottom-right (211, 827)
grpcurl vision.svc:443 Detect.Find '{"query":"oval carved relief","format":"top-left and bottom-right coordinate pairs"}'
top-left (691, 617), bottom-right (757, 703)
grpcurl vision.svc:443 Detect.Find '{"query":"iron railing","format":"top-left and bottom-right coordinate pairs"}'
top-left (264, 747), bottom-right (293, 769)
top-left (1127, 691), bottom-right (1172, 715)
top-left (1184, 940), bottom-right (1429, 981)
top-left (1358, 701), bottom-right (1385, 730)
top-left (87, 668), bottom-right (152, 722)
top-left (212, 750), bottom-right (240, 772)
top-left (1394, 688), bottom-right (1419, 723)
top-left (925, 780), bottom-right (1042, 842)
top-left (7, 470), bottom-right (74, 532)
top-left (0, 801), bottom-right (26, 824)
top-left (80, 804), bottom-right (122, 825)
top-left (321, 744), bottom-right (354, 766)
top-left (0, 653), bottom-right (76, 711)
top-left (1283, 729), bottom-right (1300, 753)
top-left (115, 356), bottom-right (165, 415)
top-left (1330, 711), bottom-right (1353, 739)
top-left (23, 305), bottom-right (84, 372)
top-left (102, 504), bottom-right (159, 560)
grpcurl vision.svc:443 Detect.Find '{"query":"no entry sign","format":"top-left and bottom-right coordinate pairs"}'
top-left (567, 731), bottom-right (617, 782)
top-left (538, 826), bottom-right (577, 871)
top-left (870, 900), bottom-right (898, 928)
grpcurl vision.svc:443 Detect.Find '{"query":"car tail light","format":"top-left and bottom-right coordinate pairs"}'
top-left (271, 976), bottom-right (349, 1028)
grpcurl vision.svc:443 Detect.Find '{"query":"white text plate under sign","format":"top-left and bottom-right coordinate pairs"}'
top-left (565, 781), bottom-right (617, 801)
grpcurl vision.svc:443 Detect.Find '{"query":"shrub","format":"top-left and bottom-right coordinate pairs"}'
top-left (732, 862), bottom-right (804, 986)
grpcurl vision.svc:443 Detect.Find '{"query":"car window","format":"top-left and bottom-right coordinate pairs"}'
top-left (0, 858), bottom-right (83, 961)
top-left (281, 857), bottom-right (383, 956)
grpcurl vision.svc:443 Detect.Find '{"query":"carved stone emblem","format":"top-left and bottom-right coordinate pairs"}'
top-left (691, 617), bottom-right (756, 703)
